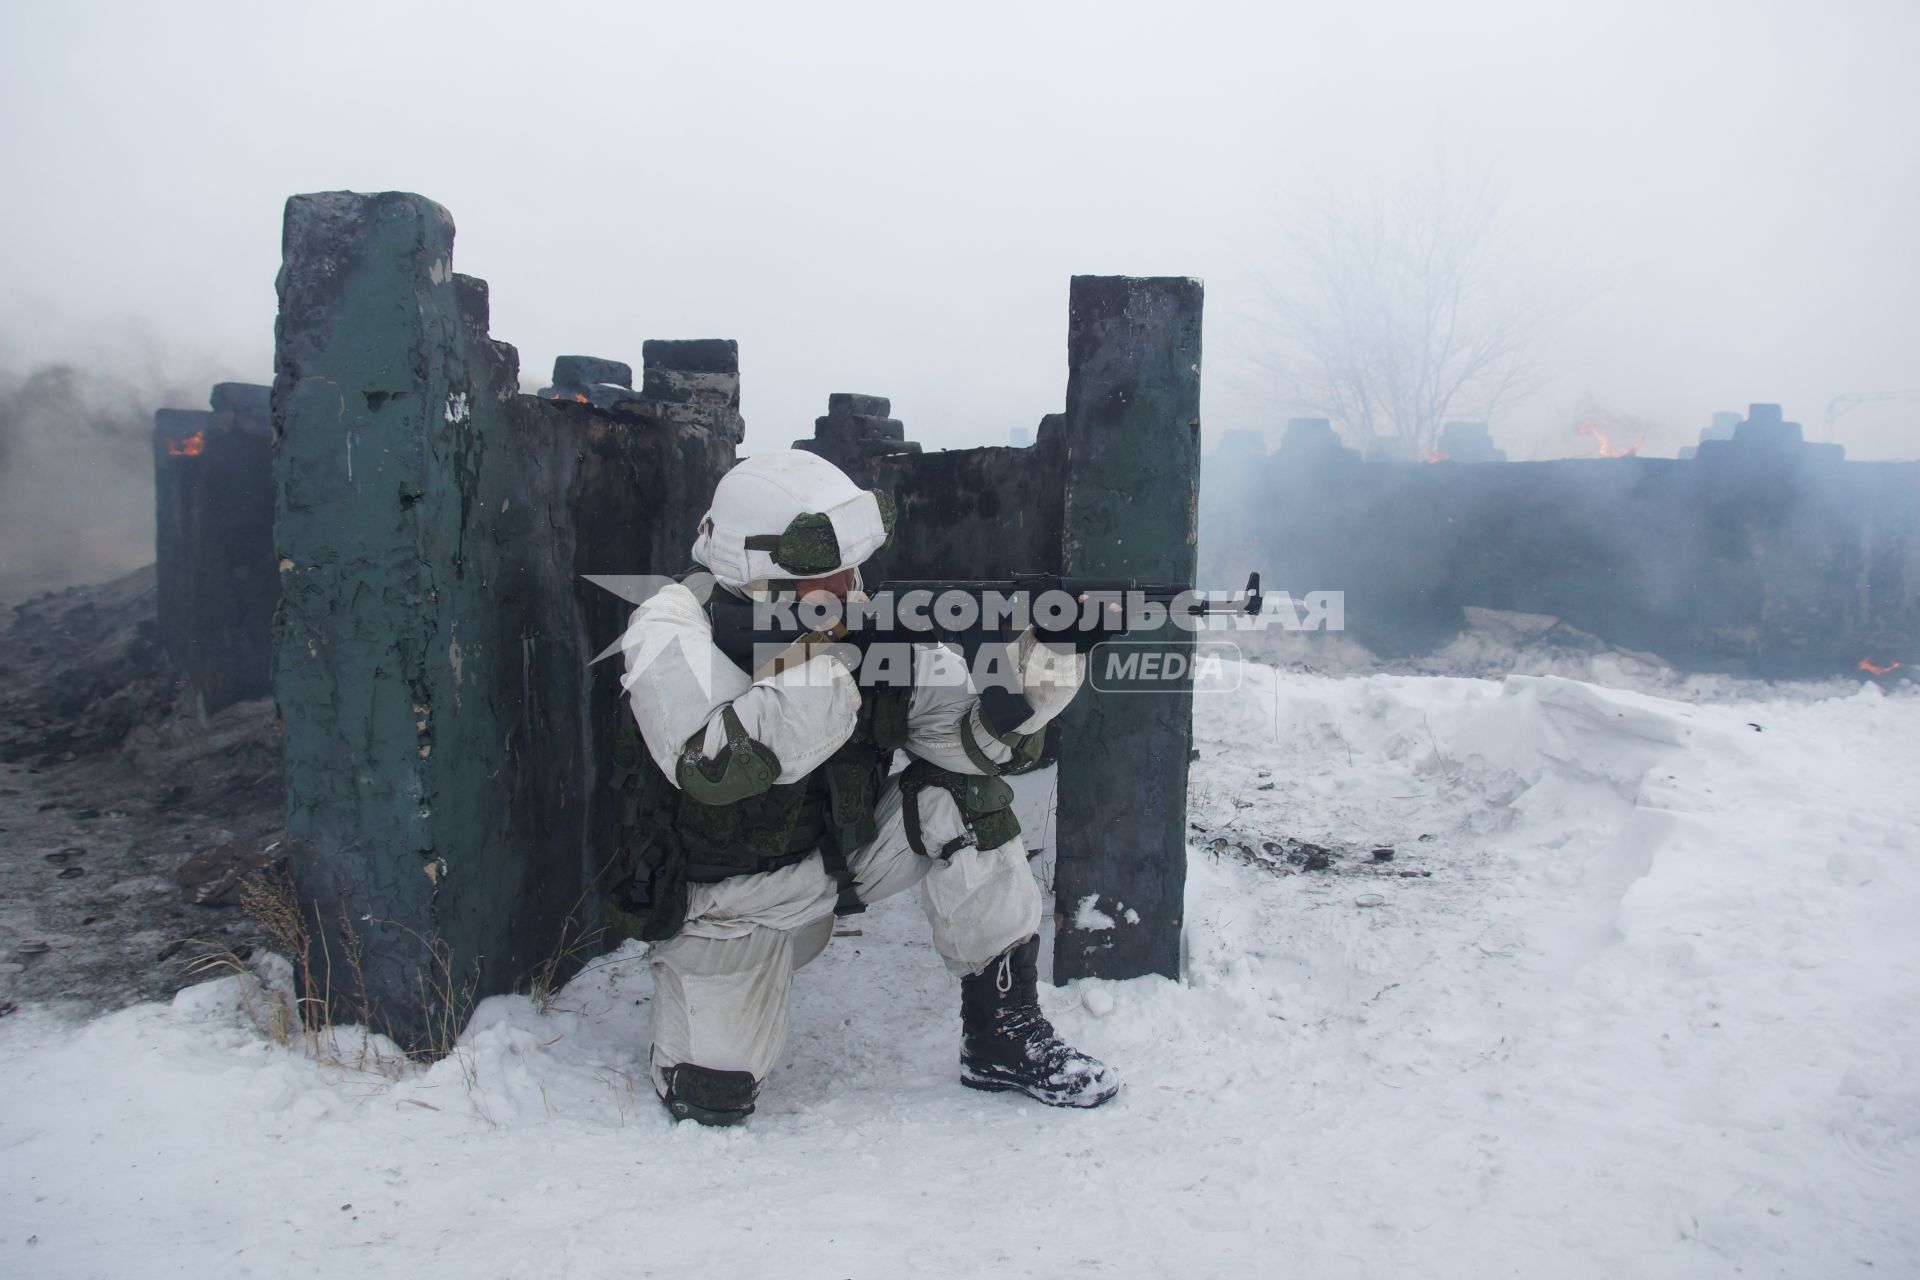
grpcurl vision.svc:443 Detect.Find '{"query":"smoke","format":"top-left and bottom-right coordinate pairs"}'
top-left (0, 361), bottom-right (213, 603)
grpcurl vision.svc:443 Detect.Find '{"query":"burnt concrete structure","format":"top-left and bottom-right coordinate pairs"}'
top-left (1202, 404), bottom-right (1919, 675)
top-left (273, 189), bottom-right (1202, 1039)
top-left (152, 383), bottom-right (277, 714)
top-left (273, 191), bottom-right (736, 1046)
top-left (643, 340), bottom-right (746, 441)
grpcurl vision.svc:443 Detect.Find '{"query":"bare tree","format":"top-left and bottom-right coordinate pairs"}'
top-left (1253, 173), bottom-right (1545, 458)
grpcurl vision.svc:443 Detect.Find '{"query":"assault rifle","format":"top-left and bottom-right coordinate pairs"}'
top-left (706, 572), bottom-right (1262, 682)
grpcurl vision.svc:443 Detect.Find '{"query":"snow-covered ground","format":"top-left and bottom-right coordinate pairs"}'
top-left (4, 663), bottom-right (1916, 1278)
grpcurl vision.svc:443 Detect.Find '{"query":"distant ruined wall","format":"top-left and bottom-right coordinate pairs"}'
top-left (152, 382), bottom-right (276, 713)
top-left (272, 191), bottom-right (737, 1046)
top-left (1202, 408), bottom-right (1920, 675)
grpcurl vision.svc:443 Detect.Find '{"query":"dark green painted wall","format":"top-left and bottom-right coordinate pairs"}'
top-left (1053, 275), bottom-right (1203, 983)
top-left (273, 191), bottom-right (735, 1047)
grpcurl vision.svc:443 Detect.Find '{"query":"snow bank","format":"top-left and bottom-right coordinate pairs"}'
top-left (3, 665), bottom-right (1915, 1277)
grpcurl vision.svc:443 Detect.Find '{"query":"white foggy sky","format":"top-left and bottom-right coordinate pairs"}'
top-left (1, 0), bottom-right (1915, 459)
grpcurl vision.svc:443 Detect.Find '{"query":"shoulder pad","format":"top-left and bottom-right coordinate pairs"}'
top-left (675, 706), bottom-right (782, 805)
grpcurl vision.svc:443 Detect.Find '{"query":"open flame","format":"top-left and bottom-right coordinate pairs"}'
top-left (548, 393), bottom-right (590, 403)
top-left (1576, 420), bottom-right (1644, 458)
top-left (1859, 658), bottom-right (1902, 676)
top-left (163, 431), bottom-right (206, 457)
top-left (1423, 450), bottom-right (1449, 464)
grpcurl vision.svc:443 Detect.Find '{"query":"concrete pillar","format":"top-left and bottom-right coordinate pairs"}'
top-left (151, 384), bottom-right (276, 715)
top-left (1052, 275), bottom-right (1203, 983)
top-left (273, 191), bottom-right (738, 1048)
top-left (274, 193), bottom-right (476, 1047)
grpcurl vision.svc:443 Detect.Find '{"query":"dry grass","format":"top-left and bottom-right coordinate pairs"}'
top-left (182, 946), bottom-right (297, 1046)
top-left (526, 848), bottom-right (634, 1015)
top-left (529, 911), bottom-right (606, 1015)
top-left (184, 868), bottom-right (478, 1080)
top-left (182, 864), bottom-right (632, 1108)
top-left (403, 926), bottom-right (478, 1082)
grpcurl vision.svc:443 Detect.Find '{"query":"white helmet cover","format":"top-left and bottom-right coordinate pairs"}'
top-left (692, 450), bottom-right (894, 587)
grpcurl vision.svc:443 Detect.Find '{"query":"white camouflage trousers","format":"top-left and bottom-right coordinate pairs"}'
top-left (647, 779), bottom-right (1039, 1090)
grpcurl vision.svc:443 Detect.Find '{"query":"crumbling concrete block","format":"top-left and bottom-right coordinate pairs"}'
top-left (829, 392), bottom-right (891, 419)
top-left (797, 391), bottom-right (922, 462)
top-left (553, 355), bottom-right (633, 390)
top-left (539, 355), bottom-right (645, 410)
top-left (641, 339), bottom-right (745, 443)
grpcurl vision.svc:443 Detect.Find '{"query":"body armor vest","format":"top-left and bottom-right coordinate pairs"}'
top-left (603, 579), bottom-right (910, 943)
top-left (670, 688), bottom-right (909, 884)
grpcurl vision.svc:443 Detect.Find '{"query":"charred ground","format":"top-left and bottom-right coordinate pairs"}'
top-left (0, 566), bottom-right (280, 1016)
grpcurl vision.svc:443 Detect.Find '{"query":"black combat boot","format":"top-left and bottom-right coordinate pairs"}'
top-left (960, 935), bottom-right (1120, 1108)
top-left (658, 1063), bottom-right (758, 1126)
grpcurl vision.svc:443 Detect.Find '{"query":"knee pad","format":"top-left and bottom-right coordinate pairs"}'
top-left (659, 1063), bottom-right (759, 1126)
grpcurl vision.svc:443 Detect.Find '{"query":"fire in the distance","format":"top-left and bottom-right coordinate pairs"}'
top-left (1576, 419), bottom-right (1644, 458)
top-left (1859, 658), bottom-right (1903, 677)
top-left (1422, 420), bottom-right (1642, 462)
top-left (162, 430), bottom-right (205, 457)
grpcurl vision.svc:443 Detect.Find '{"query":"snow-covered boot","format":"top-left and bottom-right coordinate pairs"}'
top-left (658, 1063), bottom-right (757, 1126)
top-left (960, 935), bottom-right (1120, 1108)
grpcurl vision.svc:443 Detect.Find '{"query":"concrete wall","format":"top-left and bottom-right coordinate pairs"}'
top-left (272, 191), bottom-right (737, 1046)
top-left (798, 395), bottom-right (1067, 583)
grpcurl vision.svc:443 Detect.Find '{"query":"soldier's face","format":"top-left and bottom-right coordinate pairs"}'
top-left (796, 568), bottom-right (856, 602)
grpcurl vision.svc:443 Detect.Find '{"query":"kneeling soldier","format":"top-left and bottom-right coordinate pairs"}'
top-left (610, 449), bottom-right (1118, 1125)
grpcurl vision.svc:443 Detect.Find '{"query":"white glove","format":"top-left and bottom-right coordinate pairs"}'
top-left (1009, 626), bottom-right (1086, 733)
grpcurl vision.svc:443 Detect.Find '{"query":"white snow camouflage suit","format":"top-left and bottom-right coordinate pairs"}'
top-left (617, 451), bottom-right (1085, 1096)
